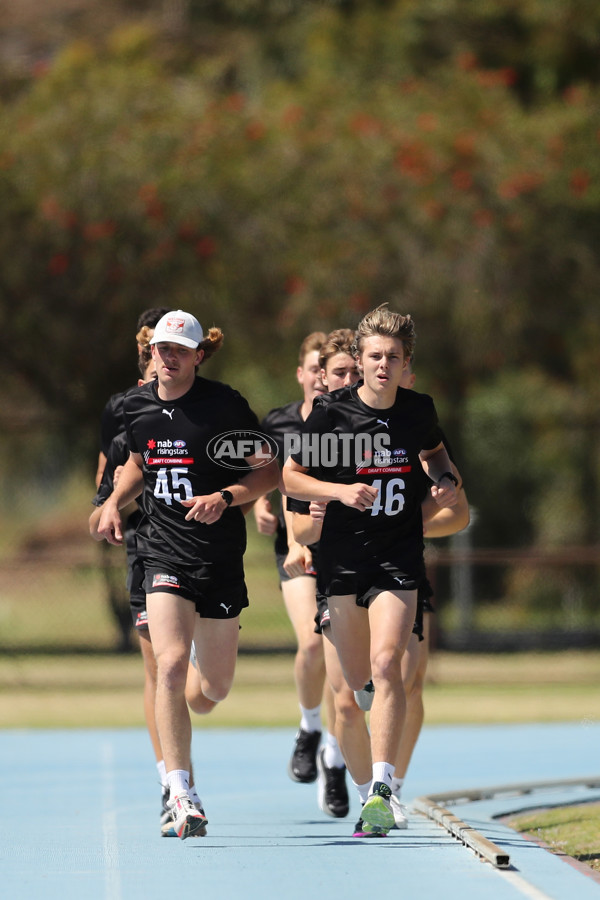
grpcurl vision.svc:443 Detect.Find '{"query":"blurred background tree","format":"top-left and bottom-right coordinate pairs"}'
top-left (0, 0), bottom-right (599, 560)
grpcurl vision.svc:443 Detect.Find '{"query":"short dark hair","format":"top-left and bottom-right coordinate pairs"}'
top-left (136, 307), bottom-right (170, 331)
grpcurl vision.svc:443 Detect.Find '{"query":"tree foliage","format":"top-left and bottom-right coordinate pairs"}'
top-left (1, 0), bottom-right (599, 547)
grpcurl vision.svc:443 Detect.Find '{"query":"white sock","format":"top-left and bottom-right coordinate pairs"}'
top-left (299, 704), bottom-right (322, 733)
top-left (323, 732), bottom-right (345, 769)
top-left (157, 760), bottom-right (168, 791)
top-left (353, 780), bottom-right (371, 805)
top-left (371, 761), bottom-right (395, 791)
top-left (391, 777), bottom-right (404, 797)
top-left (167, 769), bottom-right (190, 797)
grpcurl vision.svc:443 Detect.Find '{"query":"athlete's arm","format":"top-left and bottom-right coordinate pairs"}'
top-left (97, 453), bottom-right (144, 545)
top-left (419, 442), bottom-right (458, 508)
top-left (282, 457), bottom-right (378, 511)
top-left (95, 451), bottom-right (107, 489)
top-left (89, 505), bottom-right (104, 540)
top-left (423, 492), bottom-right (470, 537)
top-left (282, 505), bottom-right (313, 576)
top-left (182, 453), bottom-right (280, 525)
top-left (422, 460), bottom-right (470, 536)
top-left (291, 500), bottom-right (327, 546)
top-left (291, 512), bottom-right (321, 547)
top-left (89, 491), bottom-right (139, 540)
top-left (252, 493), bottom-right (278, 535)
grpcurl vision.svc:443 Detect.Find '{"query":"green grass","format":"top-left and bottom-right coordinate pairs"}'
top-left (0, 496), bottom-right (295, 652)
top-left (2, 477), bottom-right (600, 731)
top-left (1, 650), bottom-right (599, 728)
top-left (508, 804), bottom-right (600, 875)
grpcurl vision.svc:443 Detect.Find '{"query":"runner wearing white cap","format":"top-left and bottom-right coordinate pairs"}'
top-left (98, 310), bottom-right (278, 839)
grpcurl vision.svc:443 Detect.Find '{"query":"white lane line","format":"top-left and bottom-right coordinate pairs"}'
top-left (495, 868), bottom-right (556, 900)
top-left (102, 741), bottom-right (121, 900)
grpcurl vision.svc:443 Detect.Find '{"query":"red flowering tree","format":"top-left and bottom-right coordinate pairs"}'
top-left (0, 6), bottom-right (599, 554)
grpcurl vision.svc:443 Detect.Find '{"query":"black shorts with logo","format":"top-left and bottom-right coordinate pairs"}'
top-left (314, 575), bottom-right (433, 641)
top-left (144, 560), bottom-right (249, 619)
top-left (128, 557), bottom-right (149, 630)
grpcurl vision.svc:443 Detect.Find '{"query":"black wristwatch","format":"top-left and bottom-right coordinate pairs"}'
top-left (219, 489), bottom-right (234, 506)
top-left (438, 471), bottom-right (458, 487)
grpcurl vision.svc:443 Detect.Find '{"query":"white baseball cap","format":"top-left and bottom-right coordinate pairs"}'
top-left (149, 310), bottom-right (204, 349)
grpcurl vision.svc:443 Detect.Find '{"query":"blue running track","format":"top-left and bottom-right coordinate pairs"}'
top-left (1, 723), bottom-right (599, 900)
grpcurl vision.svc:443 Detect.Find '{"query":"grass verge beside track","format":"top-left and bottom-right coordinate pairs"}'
top-left (0, 649), bottom-right (599, 728)
top-left (508, 803), bottom-right (600, 876)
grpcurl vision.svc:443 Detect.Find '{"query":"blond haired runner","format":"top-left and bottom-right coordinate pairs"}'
top-left (283, 304), bottom-right (458, 835)
top-left (291, 352), bottom-right (469, 836)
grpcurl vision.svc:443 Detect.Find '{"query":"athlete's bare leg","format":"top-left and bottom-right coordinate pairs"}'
top-left (185, 659), bottom-right (215, 715)
top-left (188, 613), bottom-right (240, 711)
top-left (281, 576), bottom-right (326, 711)
top-left (138, 630), bottom-right (162, 762)
top-left (322, 631), bottom-right (371, 785)
top-left (146, 592), bottom-right (197, 774)
top-left (323, 675), bottom-right (337, 741)
top-left (394, 615), bottom-right (430, 778)
top-left (367, 589), bottom-right (417, 764)
top-left (327, 595), bottom-right (372, 692)
top-left (324, 588), bottom-right (416, 776)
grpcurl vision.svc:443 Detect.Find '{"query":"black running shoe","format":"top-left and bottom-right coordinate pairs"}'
top-left (288, 728), bottom-right (321, 783)
top-left (317, 747), bottom-right (349, 817)
top-left (160, 787), bottom-right (177, 837)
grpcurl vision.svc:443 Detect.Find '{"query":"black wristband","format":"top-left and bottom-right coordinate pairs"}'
top-left (219, 489), bottom-right (234, 506)
top-left (438, 471), bottom-right (458, 487)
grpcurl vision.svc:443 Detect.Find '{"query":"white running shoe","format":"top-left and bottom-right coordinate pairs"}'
top-left (165, 791), bottom-right (208, 840)
top-left (354, 680), bottom-right (375, 712)
top-left (390, 792), bottom-right (408, 829)
top-left (161, 797), bottom-right (207, 837)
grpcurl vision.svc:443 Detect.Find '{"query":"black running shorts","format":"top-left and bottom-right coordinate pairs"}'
top-left (144, 561), bottom-right (249, 619)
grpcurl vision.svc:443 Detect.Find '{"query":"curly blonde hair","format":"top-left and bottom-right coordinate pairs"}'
top-left (197, 326), bottom-right (224, 362)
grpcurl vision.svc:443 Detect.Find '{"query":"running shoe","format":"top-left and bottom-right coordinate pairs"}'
top-left (390, 792), bottom-right (408, 829)
top-left (360, 781), bottom-right (395, 833)
top-left (354, 680), bottom-right (375, 712)
top-left (164, 791), bottom-right (208, 840)
top-left (316, 747), bottom-right (349, 818)
top-left (352, 816), bottom-right (387, 838)
top-left (160, 787), bottom-right (177, 837)
top-left (288, 728), bottom-right (321, 783)
top-left (161, 797), bottom-right (207, 838)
